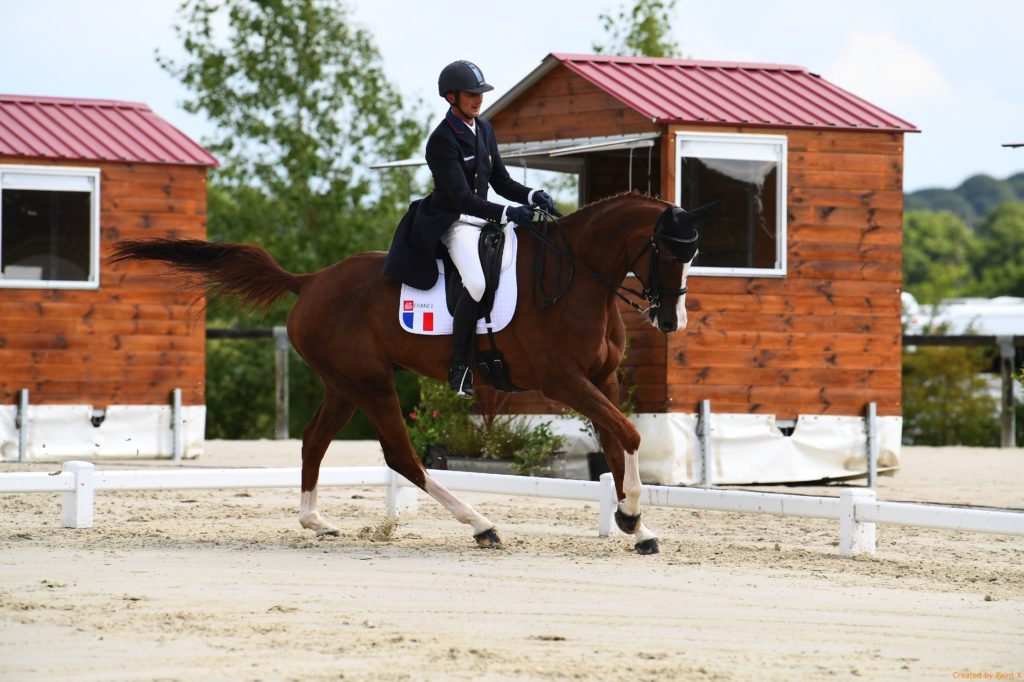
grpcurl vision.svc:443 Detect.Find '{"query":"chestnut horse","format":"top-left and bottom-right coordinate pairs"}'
top-left (111, 192), bottom-right (705, 554)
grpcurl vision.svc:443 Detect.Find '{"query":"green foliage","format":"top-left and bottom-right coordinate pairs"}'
top-left (205, 339), bottom-right (276, 439)
top-left (967, 201), bottom-right (1024, 297)
top-left (905, 173), bottom-right (1024, 226)
top-left (406, 378), bottom-right (564, 475)
top-left (902, 343), bottom-right (1000, 446)
top-left (902, 210), bottom-right (975, 304)
top-left (483, 420), bottom-right (565, 476)
top-left (593, 0), bottom-right (682, 58)
top-left (406, 379), bottom-right (480, 458)
top-left (160, 0), bottom-right (426, 439)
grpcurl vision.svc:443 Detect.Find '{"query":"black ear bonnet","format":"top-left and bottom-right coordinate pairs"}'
top-left (655, 205), bottom-right (705, 262)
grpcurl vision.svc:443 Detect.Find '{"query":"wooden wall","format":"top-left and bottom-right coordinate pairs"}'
top-left (0, 159), bottom-right (208, 407)
top-left (666, 126), bottom-right (904, 418)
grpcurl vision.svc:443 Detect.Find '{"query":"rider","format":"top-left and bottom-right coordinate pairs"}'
top-left (382, 60), bottom-right (555, 398)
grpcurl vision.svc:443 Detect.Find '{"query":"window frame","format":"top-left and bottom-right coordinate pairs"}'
top-left (0, 164), bottom-right (101, 290)
top-left (675, 131), bottom-right (788, 278)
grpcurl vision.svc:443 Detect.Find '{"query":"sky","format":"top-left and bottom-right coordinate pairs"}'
top-left (2, 0), bottom-right (1022, 193)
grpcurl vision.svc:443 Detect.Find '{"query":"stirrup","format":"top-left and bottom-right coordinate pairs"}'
top-left (448, 365), bottom-right (474, 399)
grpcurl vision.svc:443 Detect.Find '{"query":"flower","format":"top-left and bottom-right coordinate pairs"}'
top-left (409, 411), bottom-right (418, 420)
top-left (432, 410), bottom-right (440, 418)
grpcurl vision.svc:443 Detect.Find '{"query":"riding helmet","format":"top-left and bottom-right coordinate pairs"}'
top-left (438, 60), bottom-right (494, 97)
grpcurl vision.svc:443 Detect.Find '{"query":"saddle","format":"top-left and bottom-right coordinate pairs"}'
top-left (440, 222), bottom-right (505, 319)
top-left (441, 222), bottom-right (522, 393)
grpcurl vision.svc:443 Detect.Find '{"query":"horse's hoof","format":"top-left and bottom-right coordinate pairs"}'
top-left (635, 538), bottom-right (660, 555)
top-left (473, 527), bottom-right (503, 549)
top-left (615, 509), bottom-right (640, 534)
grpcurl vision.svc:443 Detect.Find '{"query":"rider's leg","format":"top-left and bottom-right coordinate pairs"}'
top-left (441, 221), bottom-right (486, 398)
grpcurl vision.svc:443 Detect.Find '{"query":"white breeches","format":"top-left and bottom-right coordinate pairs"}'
top-left (440, 217), bottom-right (488, 302)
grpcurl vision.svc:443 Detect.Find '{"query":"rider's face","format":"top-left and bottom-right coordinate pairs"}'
top-left (450, 91), bottom-right (484, 122)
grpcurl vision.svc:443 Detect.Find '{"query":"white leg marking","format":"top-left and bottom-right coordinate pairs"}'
top-left (424, 475), bottom-right (494, 535)
top-left (298, 487), bottom-right (340, 535)
top-left (621, 452), bottom-right (643, 517)
top-left (621, 451), bottom-right (658, 543)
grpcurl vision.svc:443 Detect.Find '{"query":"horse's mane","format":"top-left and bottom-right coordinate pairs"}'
top-left (558, 190), bottom-right (665, 227)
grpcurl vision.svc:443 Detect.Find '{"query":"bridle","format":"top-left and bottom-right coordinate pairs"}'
top-left (528, 207), bottom-right (696, 315)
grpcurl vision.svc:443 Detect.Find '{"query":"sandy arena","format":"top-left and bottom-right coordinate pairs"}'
top-left (1, 442), bottom-right (1022, 681)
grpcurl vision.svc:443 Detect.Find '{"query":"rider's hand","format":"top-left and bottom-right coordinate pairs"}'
top-left (533, 190), bottom-right (555, 212)
top-left (507, 205), bottom-right (534, 225)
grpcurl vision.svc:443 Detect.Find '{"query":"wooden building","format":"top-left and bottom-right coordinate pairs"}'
top-left (0, 94), bottom-right (216, 460)
top-left (483, 53), bottom-right (917, 423)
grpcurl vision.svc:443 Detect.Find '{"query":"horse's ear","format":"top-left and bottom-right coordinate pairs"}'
top-left (681, 200), bottom-right (718, 221)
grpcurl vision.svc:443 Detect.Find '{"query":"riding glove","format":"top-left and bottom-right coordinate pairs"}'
top-left (507, 205), bottom-right (534, 225)
top-left (533, 190), bottom-right (555, 212)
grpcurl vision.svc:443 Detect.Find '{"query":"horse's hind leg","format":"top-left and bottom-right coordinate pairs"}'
top-left (357, 376), bottom-right (501, 547)
top-left (299, 392), bottom-right (356, 536)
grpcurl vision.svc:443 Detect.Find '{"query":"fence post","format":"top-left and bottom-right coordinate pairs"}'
top-left (170, 388), bottom-right (183, 461)
top-left (598, 472), bottom-right (616, 536)
top-left (839, 488), bottom-right (876, 556)
top-left (16, 388), bottom-right (29, 462)
top-left (386, 469), bottom-right (418, 518)
top-left (865, 402), bottom-right (879, 488)
top-left (273, 326), bottom-right (290, 440)
top-left (697, 399), bottom-right (712, 486)
top-left (61, 461), bottom-right (95, 529)
top-left (997, 336), bottom-right (1016, 448)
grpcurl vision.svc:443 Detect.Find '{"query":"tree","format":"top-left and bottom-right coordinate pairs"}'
top-left (159, 0), bottom-right (426, 438)
top-left (159, 0), bottom-right (424, 274)
top-left (902, 344), bottom-right (1000, 446)
top-left (902, 210), bottom-right (976, 304)
top-left (968, 201), bottom-right (1024, 297)
top-left (593, 0), bottom-right (682, 58)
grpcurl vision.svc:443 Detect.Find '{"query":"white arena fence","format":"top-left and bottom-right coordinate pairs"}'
top-left (2, 462), bottom-right (1022, 557)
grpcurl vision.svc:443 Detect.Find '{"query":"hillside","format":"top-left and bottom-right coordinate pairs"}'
top-left (905, 173), bottom-right (1024, 225)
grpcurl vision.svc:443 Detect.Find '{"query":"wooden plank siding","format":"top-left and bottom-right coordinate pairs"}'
top-left (667, 127), bottom-right (904, 418)
top-left (485, 75), bottom-right (905, 421)
top-left (0, 158), bottom-right (207, 407)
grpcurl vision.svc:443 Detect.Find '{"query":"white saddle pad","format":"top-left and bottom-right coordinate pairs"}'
top-left (399, 222), bottom-right (519, 335)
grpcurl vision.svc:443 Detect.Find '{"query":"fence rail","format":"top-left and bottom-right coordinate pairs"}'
top-left (3, 462), bottom-right (1021, 558)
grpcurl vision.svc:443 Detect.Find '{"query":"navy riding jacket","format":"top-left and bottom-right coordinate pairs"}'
top-left (381, 109), bottom-right (533, 290)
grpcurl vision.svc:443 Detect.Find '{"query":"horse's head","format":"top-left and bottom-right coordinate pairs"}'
top-left (632, 201), bottom-right (712, 333)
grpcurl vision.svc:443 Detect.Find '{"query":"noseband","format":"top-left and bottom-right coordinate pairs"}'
top-left (529, 207), bottom-right (695, 315)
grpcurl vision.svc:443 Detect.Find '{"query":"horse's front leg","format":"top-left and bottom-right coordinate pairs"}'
top-left (543, 374), bottom-right (658, 554)
top-left (593, 378), bottom-right (660, 555)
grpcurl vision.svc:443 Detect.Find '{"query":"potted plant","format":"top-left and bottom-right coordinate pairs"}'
top-left (406, 379), bottom-right (565, 476)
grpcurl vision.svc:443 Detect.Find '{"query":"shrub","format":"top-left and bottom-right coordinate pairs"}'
top-left (902, 343), bottom-right (1000, 446)
top-left (406, 378), bottom-right (563, 472)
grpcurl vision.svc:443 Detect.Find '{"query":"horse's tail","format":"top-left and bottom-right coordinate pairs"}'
top-left (109, 238), bottom-right (308, 314)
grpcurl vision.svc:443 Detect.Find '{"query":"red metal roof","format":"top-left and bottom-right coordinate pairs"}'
top-left (0, 94), bottom-right (218, 167)
top-left (488, 54), bottom-right (918, 133)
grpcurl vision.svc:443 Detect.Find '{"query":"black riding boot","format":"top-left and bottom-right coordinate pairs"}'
top-left (448, 289), bottom-right (478, 399)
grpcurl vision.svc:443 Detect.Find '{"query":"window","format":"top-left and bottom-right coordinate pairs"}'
top-left (0, 165), bottom-right (100, 289)
top-left (676, 133), bottom-right (787, 277)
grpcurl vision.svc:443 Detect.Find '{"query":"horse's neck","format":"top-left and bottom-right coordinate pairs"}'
top-left (563, 201), bottom-right (651, 284)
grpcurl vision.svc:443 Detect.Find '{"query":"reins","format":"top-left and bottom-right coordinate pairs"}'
top-left (526, 207), bottom-right (687, 315)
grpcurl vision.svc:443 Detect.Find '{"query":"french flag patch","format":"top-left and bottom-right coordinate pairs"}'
top-left (401, 299), bottom-right (434, 332)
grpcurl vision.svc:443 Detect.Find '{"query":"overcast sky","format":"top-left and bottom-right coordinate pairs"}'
top-left (3, 0), bottom-right (1022, 192)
